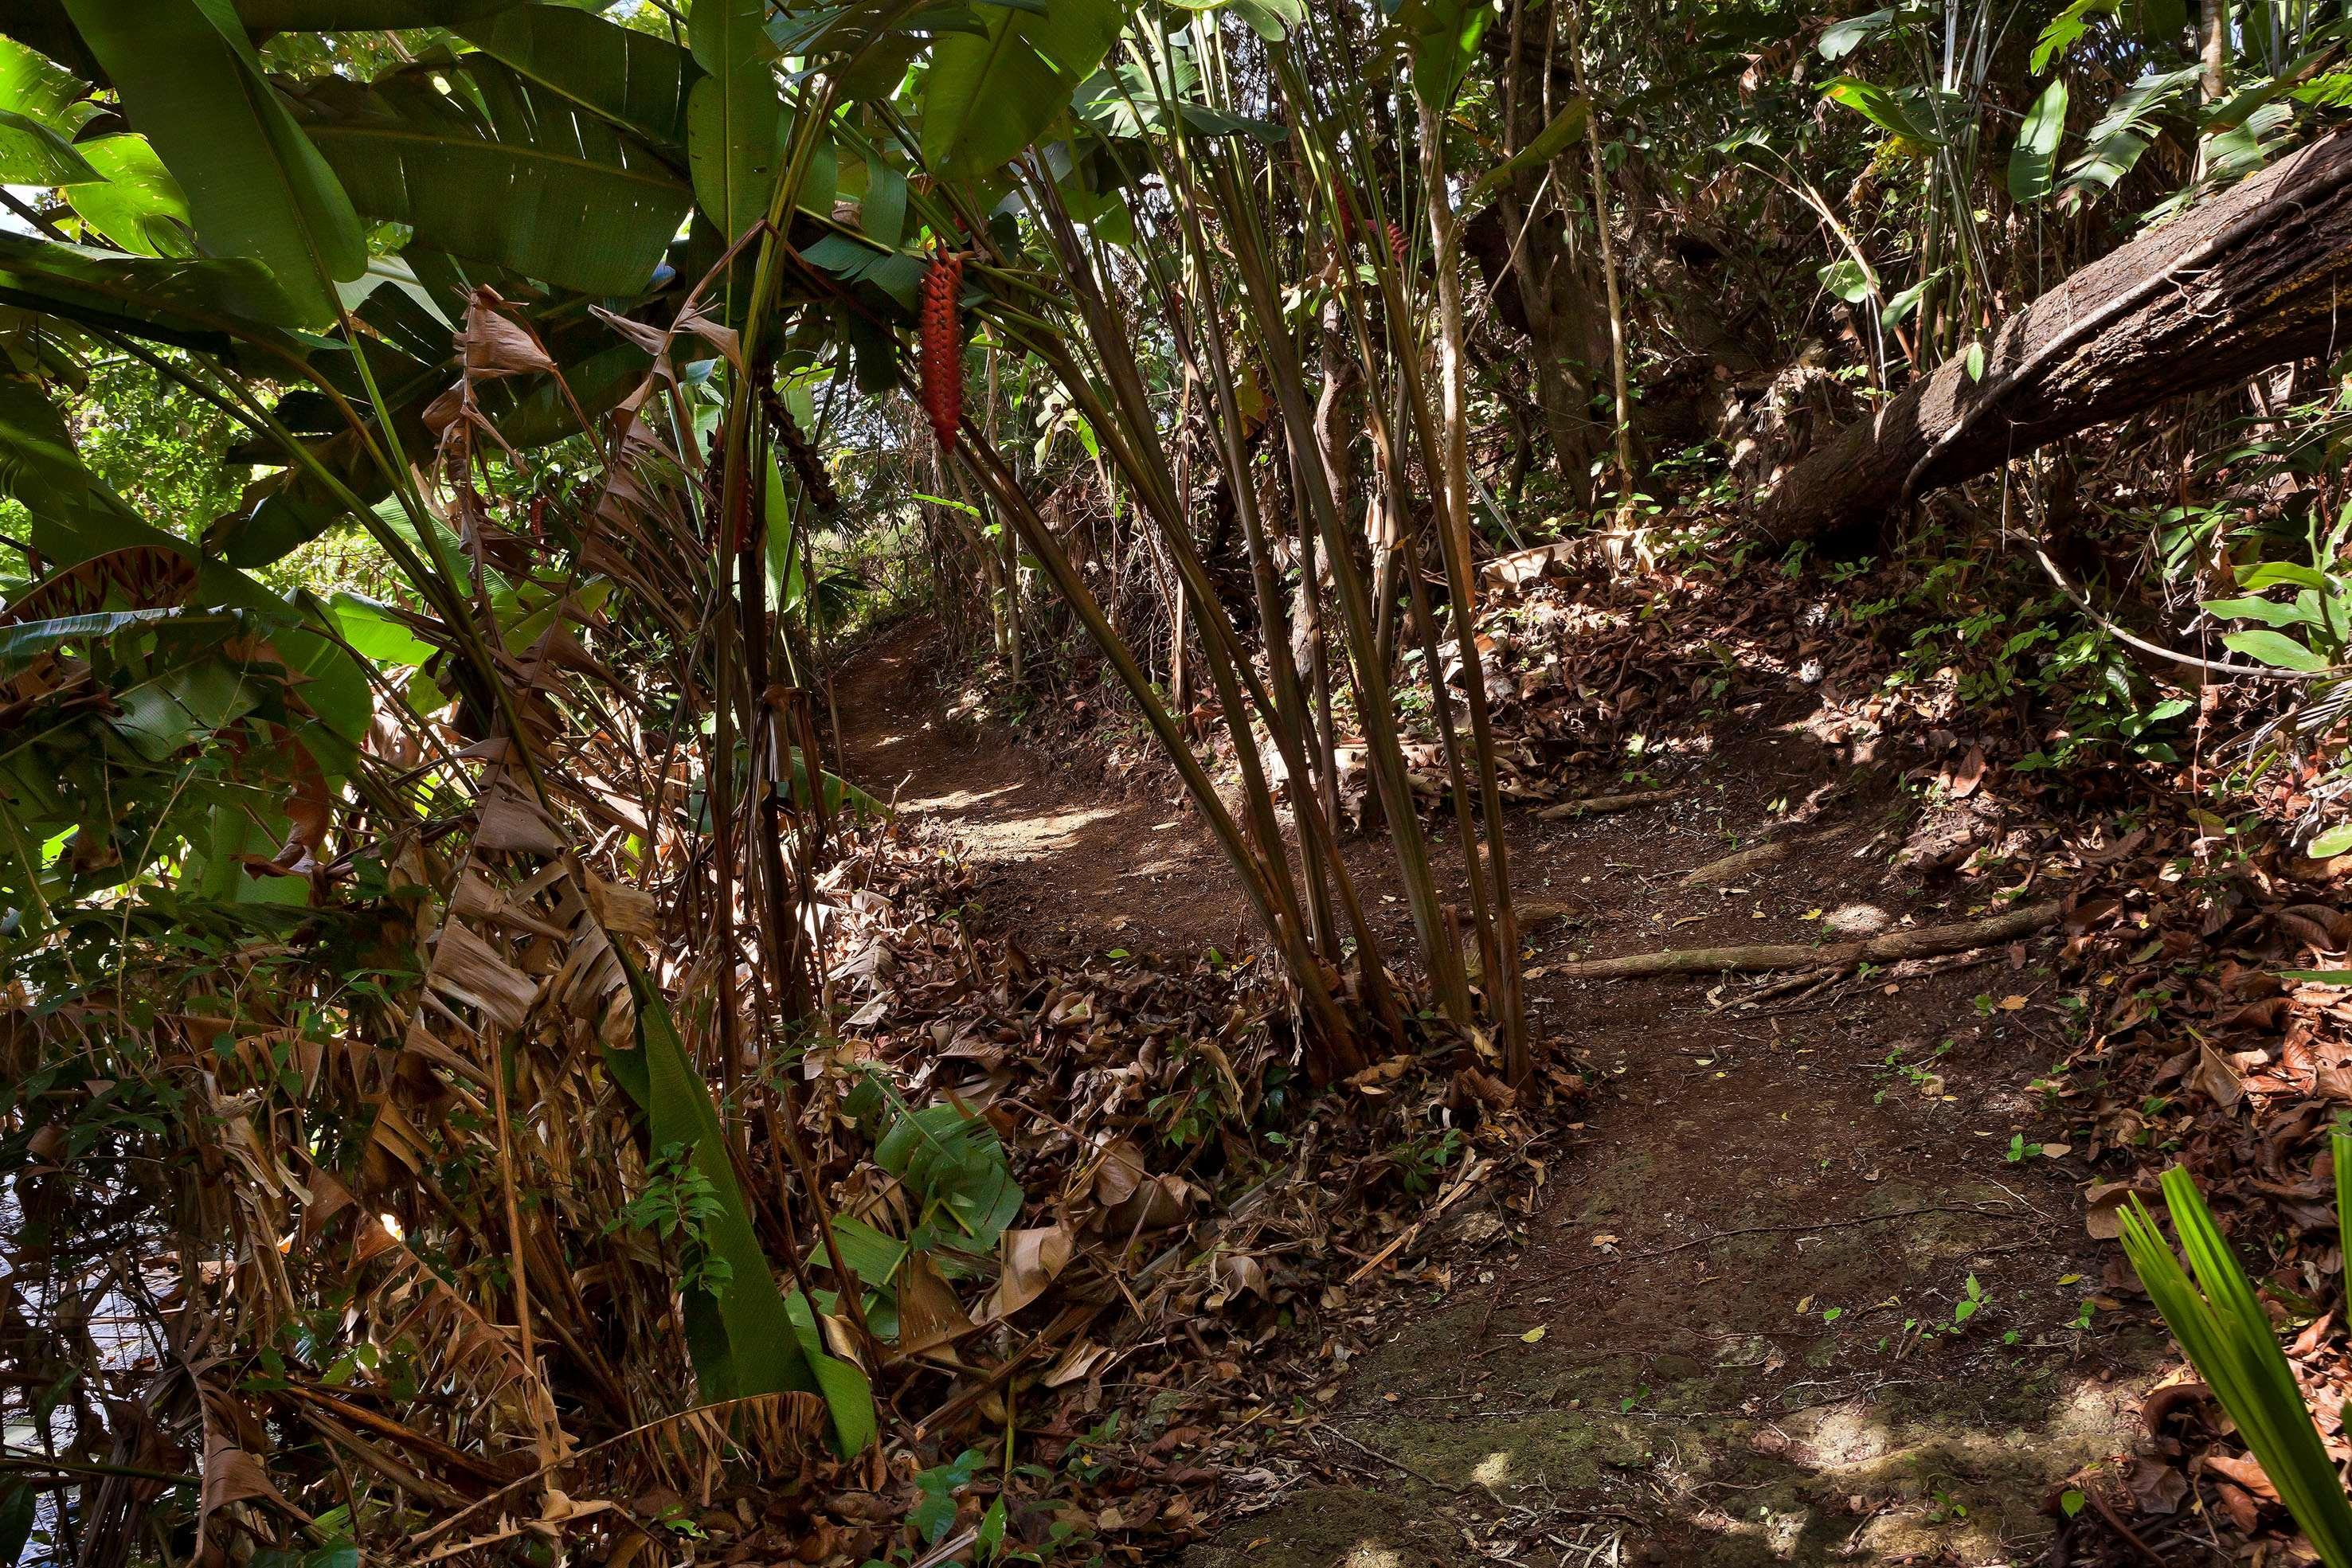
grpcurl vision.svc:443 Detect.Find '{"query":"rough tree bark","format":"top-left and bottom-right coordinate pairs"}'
top-left (1755, 131), bottom-right (2352, 545)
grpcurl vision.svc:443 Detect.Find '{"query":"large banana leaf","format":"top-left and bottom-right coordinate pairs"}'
top-left (462, 4), bottom-right (700, 150)
top-left (292, 60), bottom-right (691, 298)
top-left (0, 105), bottom-right (98, 186)
top-left (922, 0), bottom-right (1125, 178)
top-left (61, 0), bottom-right (366, 328)
top-left (230, 0), bottom-right (523, 23)
top-left (0, 232), bottom-right (304, 359)
top-left (64, 135), bottom-right (195, 257)
top-left (0, 33), bottom-right (90, 131)
top-left (686, 0), bottom-right (781, 247)
top-left (1396, 0), bottom-right (1491, 111)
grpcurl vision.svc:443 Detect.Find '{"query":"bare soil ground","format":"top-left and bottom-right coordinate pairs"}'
top-left (836, 635), bottom-right (2169, 1566)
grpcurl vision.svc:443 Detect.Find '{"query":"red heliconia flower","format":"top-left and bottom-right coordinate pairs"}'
top-left (921, 249), bottom-right (965, 451)
top-left (1386, 220), bottom-right (1407, 269)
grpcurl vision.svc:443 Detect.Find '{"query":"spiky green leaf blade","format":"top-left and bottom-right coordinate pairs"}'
top-left (2125, 1171), bottom-right (2352, 1568)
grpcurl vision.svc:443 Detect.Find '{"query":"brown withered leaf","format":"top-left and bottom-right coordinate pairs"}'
top-left (988, 1224), bottom-right (1074, 1320)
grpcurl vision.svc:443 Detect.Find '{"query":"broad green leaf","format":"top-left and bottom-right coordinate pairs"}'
top-left (1880, 268), bottom-right (1941, 327)
top-left (1817, 257), bottom-right (1874, 303)
top-left (2202, 594), bottom-right (2321, 628)
top-left (1168, 0), bottom-right (1304, 41)
top-left (605, 958), bottom-right (875, 1453)
top-left (2063, 65), bottom-right (2198, 198)
top-left (1963, 342), bottom-right (1986, 381)
top-left (875, 1103), bottom-right (1023, 1257)
top-left (62, 0), bottom-right (366, 327)
top-left (0, 104), bottom-right (97, 185)
top-left (0, 33), bottom-right (88, 131)
top-left (2032, 0), bottom-right (2111, 72)
top-left (0, 607), bottom-right (216, 670)
top-left (2008, 77), bottom-right (2068, 205)
top-left (293, 61), bottom-right (691, 298)
top-left (1229, 0), bottom-right (1305, 41)
top-left (687, 68), bottom-right (782, 247)
top-left (229, 0), bottom-right (524, 23)
top-left (1465, 97), bottom-right (1591, 211)
top-left (1818, 7), bottom-right (1904, 60)
top-left (1399, 0), bottom-right (1489, 110)
top-left (922, 0), bottom-right (1125, 178)
top-left (1821, 76), bottom-right (1947, 150)
top-left (65, 134), bottom-right (194, 257)
top-left (0, 232), bottom-right (303, 355)
top-left (462, 3), bottom-right (701, 149)
top-left (2222, 628), bottom-right (2330, 671)
top-left (326, 591), bottom-right (436, 667)
top-left (828, 1214), bottom-right (906, 1286)
top-left (2240, 561), bottom-right (2331, 591)
top-left (2308, 825), bottom-right (2352, 859)
top-left (686, 0), bottom-right (780, 244)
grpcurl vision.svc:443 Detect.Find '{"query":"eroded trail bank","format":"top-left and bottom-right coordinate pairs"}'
top-left (835, 636), bottom-right (2161, 1567)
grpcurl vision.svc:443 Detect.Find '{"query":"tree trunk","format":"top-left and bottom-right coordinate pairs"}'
top-left (1754, 131), bottom-right (2352, 547)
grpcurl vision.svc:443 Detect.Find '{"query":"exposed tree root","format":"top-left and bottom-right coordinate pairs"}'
top-left (1678, 823), bottom-right (1850, 886)
top-left (1535, 786), bottom-right (1681, 819)
top-left (1548, 898), bottom-right (2062, 980)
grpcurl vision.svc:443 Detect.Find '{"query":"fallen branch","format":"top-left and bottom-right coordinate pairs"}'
top-left (1680, 824), bottom-right (1850, 887)
top-left (1535, 786), bottom-right (1680, 820)
top-left (1548, 898), bottom-right (2062, 980)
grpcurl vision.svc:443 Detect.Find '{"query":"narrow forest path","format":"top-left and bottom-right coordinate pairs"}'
top-left (833, 637), bottom-right (1253, 961)
top-left (836, 635), bottom-right (2165, 1568)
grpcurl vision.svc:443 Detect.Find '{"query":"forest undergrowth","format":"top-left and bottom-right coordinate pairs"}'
top-left (15, 1), bottom-right (2352, 1566)
top-left (799, 491), bottom-right (2352, 1566)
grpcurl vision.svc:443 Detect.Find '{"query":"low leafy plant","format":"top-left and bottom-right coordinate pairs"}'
top-left (2119, 1158), bottom-right (2352, 1566)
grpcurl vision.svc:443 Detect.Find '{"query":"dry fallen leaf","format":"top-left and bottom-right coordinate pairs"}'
top-left (988, 1223), bottom-right (1074, 1320)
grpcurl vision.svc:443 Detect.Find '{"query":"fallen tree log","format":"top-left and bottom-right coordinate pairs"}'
top-left (1755, 132), bottom-right (2352, 545)
top-left (1548, 898), bottom-right (2061, 980)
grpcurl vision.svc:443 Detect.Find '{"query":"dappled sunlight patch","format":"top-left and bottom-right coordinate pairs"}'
top-left (1822, 901), bottom-right (1889, 936)
top-left (899, 781), bottom-right (1023, 813)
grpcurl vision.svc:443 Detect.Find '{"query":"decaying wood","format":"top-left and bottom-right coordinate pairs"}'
top-left (1756, 131), bottom-right (2352, 544)
top-left (1548, 898), bottom-right (2062, 980)
top-left (1535, 786), bottom-right (1680, 819)
top-left (1680, 823), bottom-right (1850, 886)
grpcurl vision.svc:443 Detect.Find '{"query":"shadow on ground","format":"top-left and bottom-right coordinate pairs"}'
top-left (832, 638), bottom-right (2164, 1566)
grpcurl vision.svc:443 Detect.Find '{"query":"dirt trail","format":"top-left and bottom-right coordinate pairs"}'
top-left (834, 640), bottom-right (1256, 961)
top-left (836, 640), bottom-right (2161, 1567)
